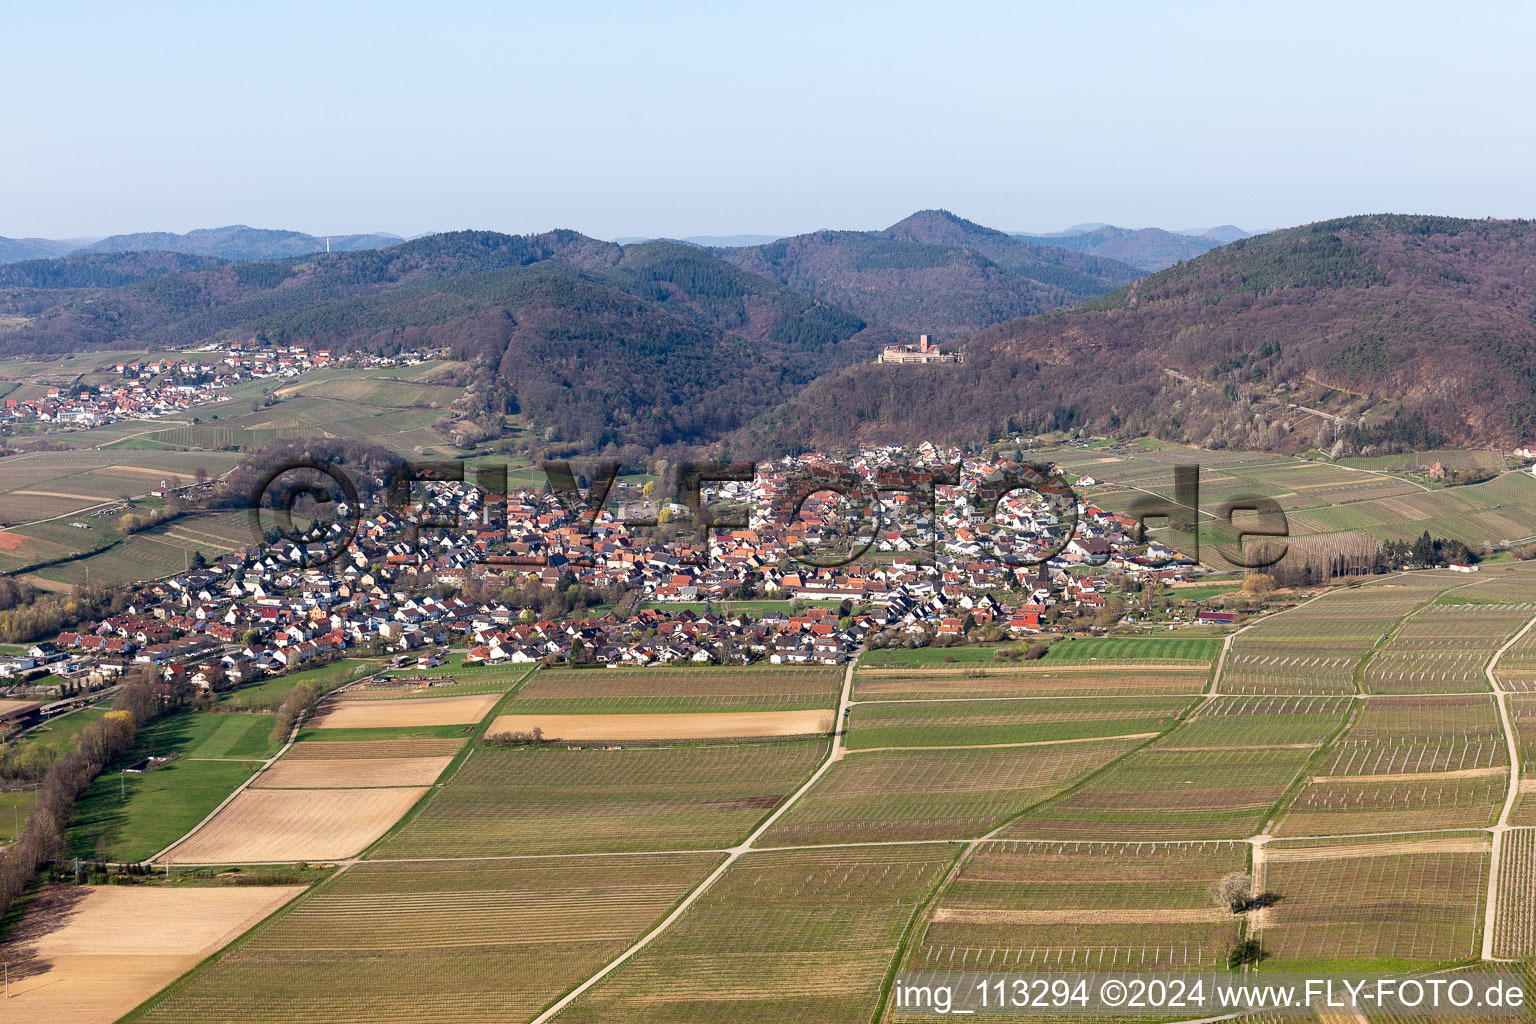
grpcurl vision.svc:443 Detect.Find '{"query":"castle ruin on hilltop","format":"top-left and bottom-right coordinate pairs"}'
top-left (878, 333), bottom-right (961, 364)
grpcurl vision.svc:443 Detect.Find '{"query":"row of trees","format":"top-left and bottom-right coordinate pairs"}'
top-left (0, 584), bottom-right (130, 644)
top-left (269, 678), bottom-right (328, 742)
top-left (0, 675), bottom-right (169, 920)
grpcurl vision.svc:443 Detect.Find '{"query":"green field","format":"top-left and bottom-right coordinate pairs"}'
top-left (67, 758), bottom-right (260, 862)
top-left (220, 659), bottom-right (383, 711)
top-left (1042, 635), bottom-right (1226, 662)
top-left (131, 712), bottom-right (282, 761)
top-left (292, 723), bottom-right (481, 743)
top-left (3, 705), bottom-right (109, 758)
top-left (60, 708), bottom-right (280, 862)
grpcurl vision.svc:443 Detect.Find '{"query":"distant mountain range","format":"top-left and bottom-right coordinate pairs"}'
top-left (0, 236), bottom-right (81, 263)
top-left (0, 211), bottom-right (1146, 449)
top-left (1011, 224), bottom-right (1252, 271)
top-left (0, 225), bottom-right (402, 264)
top-left (612, 234), bottom-right (782, 247)
top-left (3, 220), bottom-right (1247, 271)
top-left (16, 211), bottom-right (1530, 456)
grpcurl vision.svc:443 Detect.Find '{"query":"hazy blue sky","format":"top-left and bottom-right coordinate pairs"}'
top-left (5, 0), bottom-right (1534, 239)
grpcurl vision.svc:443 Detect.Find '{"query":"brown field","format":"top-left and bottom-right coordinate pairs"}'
top-left (1264, 836), bottom-right (1490, 863)
top-left (10, 489), bottom-right (104, 500)
top-left (281, 738), bottom-right (465, 759)
top-left (252, 755), bottom-right (454, 789)
top-left (164, 786), bottom-right (428, 862)
top-left (930, 907), bottom-right (1229, 925)
top-left (484, 709), bottom-right (834, 741)
top-left (0, 883), bottom-right (302, 1024)
top-left (308, 692), bottom-right (500, 728)
top-left (0, 697), bottom-right (39, 717)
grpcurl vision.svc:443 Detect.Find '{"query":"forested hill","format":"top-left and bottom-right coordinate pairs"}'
top-left (0, 251), bottom-right (229, 290)
top-left (1011, 224), bottom-right (1237, 271)
top-left (80, 225), bottom-right (402, 260)
top-left (733, 215), bottom-right (1536, 454)
top-left (714, 210), bottom-right (1142, 338)
top-left (0, 236), bottom-right (79, 263)
top-left (0, 230), bottom-right (884, 450)
top-left (0, 212), bottom-right (1142, 451)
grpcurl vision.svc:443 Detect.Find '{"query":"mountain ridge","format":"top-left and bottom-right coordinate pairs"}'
top-left (733, 214), bottom-right (1536, 454)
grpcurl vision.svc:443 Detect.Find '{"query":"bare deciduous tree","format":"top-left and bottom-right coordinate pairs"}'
top-left (1211, 871), bottom-right (1253, 914)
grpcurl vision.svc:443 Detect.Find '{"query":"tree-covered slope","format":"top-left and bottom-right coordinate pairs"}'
top-left (736, 215), bottom-right (1536, 452)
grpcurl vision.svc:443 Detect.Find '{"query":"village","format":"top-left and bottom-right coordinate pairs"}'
top-left (0, 342), bottom-right (439, 431)
top-left (0, 443), bottom-right (1235, 723)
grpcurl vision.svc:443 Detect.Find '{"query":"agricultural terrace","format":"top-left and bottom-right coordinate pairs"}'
top-left (10, 509), bottom-right (264, 589)
top-left (1276, 696), bottom-right (1510, 836)
top-left (1339, 449), bottom-right (1509, 475)
top-left (1363, 598), bottom-right (1534, 694)
top-left (1511, 783), bottom-right (1536, 827)
top-left (0, 883), bottom-right (304, 1024)
top-left (1319, 696), bottom-right (1508, 775)
top-left (1007, 745), bottom-right (1315, 841)
top-left (756, 739), bottom-right (1146, 846)
top-left (1284, 471), bottom-right (1536, 545)
top-left (908, 839), bottom-right (1251, 975)
top-left (844, 696), bottom-right (1195, 750)
top-left (1068, 442), bottom-right (1424, 516)
top-left (550, 845), bottom-right (956, 1024)
top-left (507, 666), bottom-right (843, 713)
top-left (1256, 836), bottom-right (1490, 968)
top-left (852, 664), bottom-right (1211, 701)
top-left (373, 740), bottom-right (830, 858)
top-left (1511, 696), bottom-right (1536, 771)
top-left (1494, 626), bottom-right (1536, 693)
top-left (1165, 695), bottom-right (1353, 749)
top-left (0, 449), bottom-right (242, 527)
top-left (1492, 828), bottom-right (1536, 959)
top-left (129, 854), bottom-right (722, 1024)
top-left (1220, 575), bottom-right (1468, 695)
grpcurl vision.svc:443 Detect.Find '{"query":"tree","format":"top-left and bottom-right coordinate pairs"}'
top-left (1211, 871), bottom-right (1252, 914)
top-left (1093, 595), bottom-right (1125, 629)
top-left (1241, 573), bottom-right (1276, 596)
